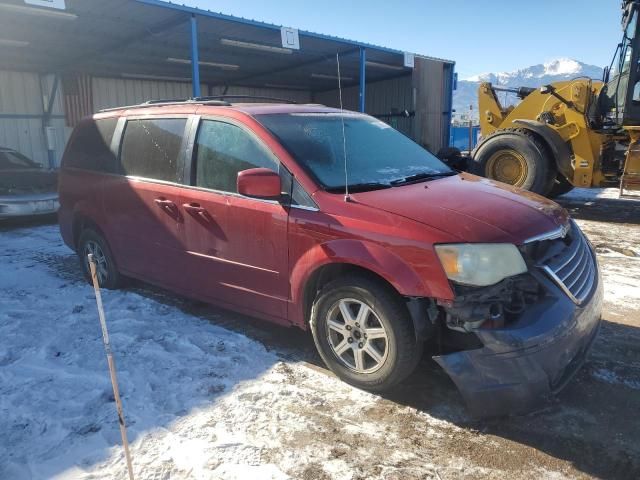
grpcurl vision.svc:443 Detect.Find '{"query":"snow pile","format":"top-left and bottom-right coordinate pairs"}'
top-left (592, 368), bottom-right (640, 391)
top-left (595, 251), bottom-right (640, 313)
top-left (560, 187), bottom-right (640, 203)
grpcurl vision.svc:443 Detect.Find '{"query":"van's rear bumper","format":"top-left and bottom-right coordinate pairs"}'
top-left (434, 269), bottom-right (603, 418)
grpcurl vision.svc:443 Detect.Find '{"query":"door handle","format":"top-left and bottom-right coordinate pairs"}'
top-left (182, 202), bottom-right (206, 214)
top-left (183, 202), bottom-right (215, 223)
top-left (154, 198), bottom-right (175, 208)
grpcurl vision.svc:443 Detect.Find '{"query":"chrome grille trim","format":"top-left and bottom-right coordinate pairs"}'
top-left (524, 222), bottom-right (571, 244)
top-left (537, 222), bottom-right (597, 305)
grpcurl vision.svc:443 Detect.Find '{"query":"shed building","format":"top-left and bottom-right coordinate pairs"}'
top-left (0, 0), bottom-right (455, 168)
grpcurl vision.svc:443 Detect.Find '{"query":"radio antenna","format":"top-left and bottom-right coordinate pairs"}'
top-left (336, 52), bottom-right (350, 202)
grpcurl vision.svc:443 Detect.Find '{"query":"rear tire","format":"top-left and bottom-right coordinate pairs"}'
top-left (77, 228), bottom-right (122, 289)
top-left (310, 274), bottom-right (422, 392)
top-left (547, 174), bottom-right (574, 198)
top-left (472, 129), bottom-right (556, 195)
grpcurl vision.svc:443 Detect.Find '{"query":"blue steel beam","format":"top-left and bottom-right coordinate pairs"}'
top-left (45, 75), bottom-right (59, 118)
top-left (190, 14), bottom-right (201, 97)
top-left (445, 63), bottom-right (456, 147)
top-left (359, 47), bottom-right (366, 112)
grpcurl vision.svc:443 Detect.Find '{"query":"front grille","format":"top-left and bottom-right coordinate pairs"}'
top-left (533, 222), bottom-right (597, 304)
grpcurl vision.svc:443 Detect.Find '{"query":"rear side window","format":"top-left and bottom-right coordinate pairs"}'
top-left (194, 120), bottom-right (278, 193)
top-left (63, 118), bottom-right (117, 172)
top-left (120, 118), bottom-right (187, 183)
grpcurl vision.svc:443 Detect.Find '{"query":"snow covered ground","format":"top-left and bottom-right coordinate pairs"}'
top-left (559, 187), bottom-right (640, 203)
top-left (1, 198), bottom-right (639, 479)
top-left (0, 226), bottom-right (476, 479)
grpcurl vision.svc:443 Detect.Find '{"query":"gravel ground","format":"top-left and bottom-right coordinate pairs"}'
top-left (0, 189), bottom-right (638, 479)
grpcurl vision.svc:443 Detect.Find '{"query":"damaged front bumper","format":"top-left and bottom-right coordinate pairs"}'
top-left (434, 268), bottom-right (603, 418)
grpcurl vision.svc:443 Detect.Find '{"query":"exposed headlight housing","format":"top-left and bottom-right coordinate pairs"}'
top-left (435, 243), bottom-right (528, 287)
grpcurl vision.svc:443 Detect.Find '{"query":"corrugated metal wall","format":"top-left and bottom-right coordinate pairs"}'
top-left (315, 75), bottom-right (414, 138)
top-left (313, 57), bottom-right (453, 153)
top-left (92, 77), bottom-right (312, 111)
top-left (412, 56), bottom-right (448, 153)
top-left (0, 70), bottom-right (68, 167)
top-left (92, 77), bottom-right (197, 110)
top-left (1, 66), bottom-right (449, 169)
top-left (208, 85), bottom-right (312, 104)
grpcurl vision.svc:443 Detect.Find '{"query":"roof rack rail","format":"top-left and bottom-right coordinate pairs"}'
top-left (97, 94), bottom-right (299, 113)
top-left (98, 98), bottom-right (231, 113)
top-left (193, 95), bottom-right (298, 104)
top-left (143, 98), bottom-right (190, 104)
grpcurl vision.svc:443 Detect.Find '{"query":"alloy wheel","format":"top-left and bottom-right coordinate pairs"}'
top-left (325, 298), bottom-right (389, 373)
top-left (84, 240), bottom-right (108, 285)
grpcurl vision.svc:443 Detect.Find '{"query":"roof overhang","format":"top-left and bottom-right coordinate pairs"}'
top-left (0, 0), bottom-right (453, 91)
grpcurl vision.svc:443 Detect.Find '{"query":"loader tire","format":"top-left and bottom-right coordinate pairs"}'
top-left (547, 174), bottom-right (575, 198)
top-left (472, 129), bottom-right (556, 195)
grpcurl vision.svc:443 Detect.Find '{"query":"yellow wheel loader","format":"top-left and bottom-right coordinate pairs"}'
top-left (470, 0), bottom-right (640, 197)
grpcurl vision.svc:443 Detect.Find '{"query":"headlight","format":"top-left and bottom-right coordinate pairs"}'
top-left (435, 243), bottom-right (527, 287)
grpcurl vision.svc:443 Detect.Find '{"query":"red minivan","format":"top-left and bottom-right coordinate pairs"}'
top-left (59, 99), bottom-right (603, 417)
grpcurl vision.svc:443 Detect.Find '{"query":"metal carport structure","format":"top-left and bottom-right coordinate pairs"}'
top-left (0, 0), bottom-right (455, 167)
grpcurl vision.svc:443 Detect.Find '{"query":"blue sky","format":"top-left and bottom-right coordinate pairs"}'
top-left (185, 0), bottom-right (621, 78)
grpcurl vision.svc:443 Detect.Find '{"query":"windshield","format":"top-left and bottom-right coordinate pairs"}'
top-left (257, 113), bottom-right (452, 191)
top-left (605, 5), bottom-right (640, 121)
top-left (0, 150), bottom-right (41, 170)
top-left (615, 8), bottom-right (637, 76)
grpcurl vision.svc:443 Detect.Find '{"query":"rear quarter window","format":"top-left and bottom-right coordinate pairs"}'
top-left (63, 118), bottom-right (118, 172)
top-left (119, 118), bottom-right (187, 183)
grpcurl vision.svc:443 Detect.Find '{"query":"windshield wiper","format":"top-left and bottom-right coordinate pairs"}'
top-left (326, 182), bottom-right (391, 193)
top-left (389, 171), bottom-right (456, 186)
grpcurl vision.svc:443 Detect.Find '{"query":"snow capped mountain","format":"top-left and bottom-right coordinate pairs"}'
top-left (453, 58), bottom-right (604, 122)
top-left (543, 58), bottom-right (583, 76)
top-left (465, 58), bottom-right (588, 83)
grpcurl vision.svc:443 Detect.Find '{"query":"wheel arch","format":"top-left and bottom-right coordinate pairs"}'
top-left (290, 239), bottom-right (438, 339)
top-left (71, 208), bottom-right (111, 253)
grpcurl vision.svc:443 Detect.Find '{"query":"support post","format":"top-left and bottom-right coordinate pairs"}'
top-left (359, 47), bottom-right (366, 112)
top-left (190, 14), bottom-right (201, 98)
top-left (445, 63), bottom-right (455, 148)
top-left (40, 74), bottom-right (60, 170)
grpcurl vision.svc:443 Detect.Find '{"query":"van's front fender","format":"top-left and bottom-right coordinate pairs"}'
top-left (288, 238), bottom-right (449, 327)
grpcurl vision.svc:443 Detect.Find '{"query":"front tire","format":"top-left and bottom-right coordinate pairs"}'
top-left (472, 129), bottom-right (556, 195)
top-left (310, 275), bottom-right (422, 392)
top-left (77, 228), bottom-right (122, 289)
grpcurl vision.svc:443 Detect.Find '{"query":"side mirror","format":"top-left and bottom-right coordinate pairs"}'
top-left (237, 168), bottom-right (281, 200)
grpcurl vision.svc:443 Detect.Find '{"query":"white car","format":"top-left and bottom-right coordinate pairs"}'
top-left (0, 147), bottom-right (59, 218)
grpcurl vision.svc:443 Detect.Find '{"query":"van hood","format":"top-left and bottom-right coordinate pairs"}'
top-left (350, 173), bottom-right (569, 244)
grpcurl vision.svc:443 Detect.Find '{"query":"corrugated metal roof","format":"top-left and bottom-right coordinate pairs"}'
top-left (0, 0), bottom-right (453, 92)
top-left (137, 0), bottom-right (455, 63)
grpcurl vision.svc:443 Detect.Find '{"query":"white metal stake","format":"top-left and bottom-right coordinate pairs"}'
top-left (88, 253), bottom-right (135, 480)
